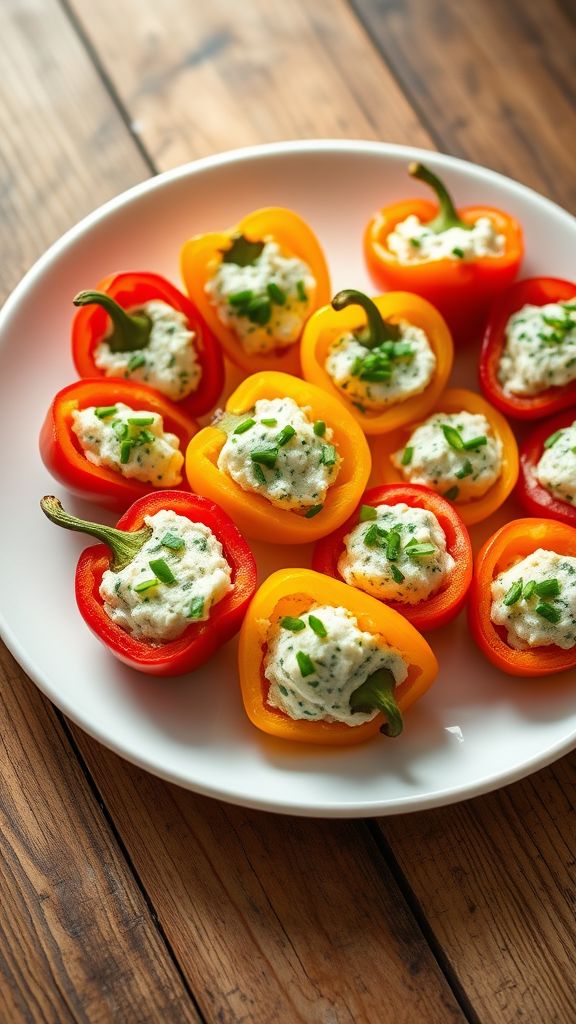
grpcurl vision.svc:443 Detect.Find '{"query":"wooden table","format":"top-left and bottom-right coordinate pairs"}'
top-left (1, 2), bottom-right (575, 1021)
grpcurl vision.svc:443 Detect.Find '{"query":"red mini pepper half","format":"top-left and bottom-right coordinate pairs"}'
top-left (71, 271), bottom-right (224, 417)
top-left (517, 409), bottom-right (576, 527)
top-left (40, 491), bottom-right (257, 677)
top-left (364, 162), bottom-right (523, 340)
top-left (40, 378), bottom-right (199, 511)
top-left (312, 484), bottom-right (472, 631)
top-left (479, 277), bottom-right (576, 420)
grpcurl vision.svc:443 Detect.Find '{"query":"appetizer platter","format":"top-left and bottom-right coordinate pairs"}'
top-left (0, 140), bottom-right (575, 817)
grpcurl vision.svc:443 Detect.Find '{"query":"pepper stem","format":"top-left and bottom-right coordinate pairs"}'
top-left (73, 290), bottom-right (152, 353)
top-left (409, 162), bottom-right (470, 233)
top-left (331, 289), bottom-right (400, 348)
top-left (349, 666), bottom-right (403, 738)
top-left (40, 496), bottom-right (151, 571)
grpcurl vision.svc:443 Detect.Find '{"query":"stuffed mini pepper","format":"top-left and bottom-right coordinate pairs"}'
top-left (517, 410), bottom-right (576, 527)
top-left (239, 568), bottom-right (438, 744)
top-left (72, 271), bottom-right (224, 417)
top-left (41, 491), bottom-right (257, 676)
top-left (312, 485), bottom-right (472, 631)
top-left (300, 289), bottom-right (453, 435)
top-left (180, 207), bottom-right (331, 374)
top-left (469, 518), bottom-right (576, 677)
top-left (185, 371), bottom-right (371, 543)
top-left (364, 162), bottom-right (523, 338)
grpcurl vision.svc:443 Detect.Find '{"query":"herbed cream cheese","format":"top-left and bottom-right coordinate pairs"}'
top-left (217, 396), bottom-right (341, 513)
top-left (94, 300), bottom-right (201, 401)
top-left (71, 402), bottom-right (183, 487)
top-left (535, 422), bottom-right (576, 505)
top-left (392, 411), bottom-right (503, 502)
top-left (386, 214), bottom-right (505, 264)
top-left (205, 240), bottom-right (316, 355)
top-left (99, 509), bottom-right (233, 642)
top-left (338, 502), bottom-right (454, 605)
top-left (490, 549), bottom-right (576, 650)
top-left (497, 300), bottom-right (576, 396)
top-left (325, 322), bottom-right (436, 410)
top-left (264, 604), bottom-right (407, 725)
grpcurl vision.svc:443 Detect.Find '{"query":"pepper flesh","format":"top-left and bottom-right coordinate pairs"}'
top-left (372, 387), bottom-right (519, 526)
top-left (312, 484), bottom-right (472, 630)
top-left (39, 378), bottom-right (198, 510)
top-left (185, 371), bottom-right (372, 544)
top-left (301, 290), bottom-right (453, 435)
top-left (364, 163), bottom-right (523, 341)
top-left (468, 518), bottom-right (576, 677)
top-left (517, 409), bottom-right (576, 527)
top-left (479, 277), bottom-right (576, 420)
top-left (41, 490), bottom-right (257, 677)
top-left (180, 207), bottom-right (331, 375)
top-left (238, 568), bottom-right (438, 745)
top-left (71, 271), bottom-right (224, 418)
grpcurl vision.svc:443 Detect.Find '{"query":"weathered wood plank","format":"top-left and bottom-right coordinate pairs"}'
top-left (352, 0), bottom-right (576, 211)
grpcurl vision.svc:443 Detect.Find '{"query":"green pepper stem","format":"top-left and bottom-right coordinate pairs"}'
top-left (73, 290), bottom-right (152, 353)
top-left (409, 161), bottom-right (469, 233)
top-left (349, 666), bottom-right (403, 738)
top-left (331, 289), bottom-right (400, 348)
top-left (40, 496), bottom-right (151, 571)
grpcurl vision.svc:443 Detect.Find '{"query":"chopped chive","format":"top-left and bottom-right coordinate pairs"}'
top-left (503, 579), bottom-right (523, 606)
top-left (534, 578), bottom-right (560, 598)
top-left (535, 603), bottom-right (561, 624)
top-left (296, 651), bottom-right (315, 677)
top-left (133, 577), bottom-right (159, 593)
top-left (127, 353), bottom-right (146, 371)
top-left (305, 504), bottom-right (323, 518)
top-left (544, 430), bottom-right (564, 449)
top-left (234, 417), bottom-right (256, 434)
top-left (308, 614), bottom-right (327, 638)
top-left (391, 565), bottom-right (405, 583)
top-left (148, 558), bottom-right (176, 584)
top-left (260, 418), bottom-right (277, 427)
top-left (320, 444), bottom-right (337, 466)
top-left (251, 447), bottom-right (278, 468)
top-left (276, 425), bottom-right (296, 447)
top-left (246, 297), bottom-right (272, 325)
top-left (161, 532), bottom-right (185, 551)
top-left (386, 531), bottom-right (401, 560)
top-left (443, 486), bottom-right (460, 501)
top-left (463, 435), bottom-right (487, 451)
top-left (441, 424), bottom-right (465, 450)
top-left (452, 247), bottom-right (465, 258)
top-left (127, 416), bottom-right (155, 426)
top-left (187, 596), bottom-right (204, 620)
top-left (410, 237), bottom-right (421, 248)
top-left (522, 580), bottom-right (536, 600)
top-left (228, 289), bottom-right (253, 305)
top-left (406, 543), bottom-right (436, 557)
top-left (296, 280), bottom-right (307, 302)
top-left (120, 439), bottom-right (133, 464)
top-left (364, 523), bottom-right (387, 547)
top-left (94, 405), bottom-right (118, 419)
top-left (267, 282), bottom-right (286, 305)
top-left (455, 458), bottom-right (474, 479)
top-left (401, 446), bottom-right (413, 466)
top-left (112, 420), bottom-right (129, 440)
top-left (253, 463), bottom-right (267, 485)
top-left (313, 420), bottom-right (326, 436)
top-left (280, 616), bottom-right (306, 632)
top-left (136, 429), bottom-right (155, 444)
top-left (392, 341), bottom-right (413, 358)
top-left (359, 504), bottom-right (377, 522)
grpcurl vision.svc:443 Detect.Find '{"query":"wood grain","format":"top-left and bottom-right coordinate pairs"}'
top-left (352, 0), bottom-right (576, 210)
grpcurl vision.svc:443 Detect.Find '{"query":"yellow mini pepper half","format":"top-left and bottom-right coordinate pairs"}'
top-left (238, 568), bottom-right (439, 746)
top-left (180, 207), bottom-right (331, 375)
top-left (185, 371), bottom-right (371, 544)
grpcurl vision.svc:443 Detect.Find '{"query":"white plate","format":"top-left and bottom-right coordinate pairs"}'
top-left (1, 140), bottom-right (575, 818)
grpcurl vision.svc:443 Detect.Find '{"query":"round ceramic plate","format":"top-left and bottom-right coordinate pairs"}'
top-left (1, 141), bottom-right (575, 817)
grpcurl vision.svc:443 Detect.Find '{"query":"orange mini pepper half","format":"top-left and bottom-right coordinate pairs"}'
top-left (364, 162), bottom-right (523, 341)
top-left (180, 207), bottom-right (331, 375)
top-left (469, 518), bottom-right (576, 677)
top-left (185, 371), bottom-right (371, 544)
top-left (238, 568), bottom-right (438, 745)
top-left (372, 387), bottom-right (519, 526)
top-left (300, 288), bottom-right (453, 435)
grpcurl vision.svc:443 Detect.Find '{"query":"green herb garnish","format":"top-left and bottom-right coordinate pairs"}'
top-left (94, 406), bottom-right (118, 419)
top-left (148, 558), bottom-right (176, 585)
top-left (308, 614), bottom-right (327, 638)
top-left (133, 577), bottom-right (159, 593)
top-left (161, 532), bottom-right (185, 551)
top-left (222, 234), bottom-right (265, 267)
top-left (359, 505), bottom-right (377, 522)
top-left (536, 603), bottom-right (561, 624)
top-left (281, 616), bottom-right (306, 632)
top-left (305, 504), bottom-right (323, 518)
top-left (313, 420), bottom-right (326, 436)
top-left (503, 579), bottom-right (523, 606)
top-left (401, 446), bottom-right (413, 466)
top-left (187, 596), bottom-right (205, 620)
top-left (251, 447), bottom-right (278, 468)
top-left (234, 418), bottom-right (256, 434)
top-left (296, 651), bottom-right (315, 677)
